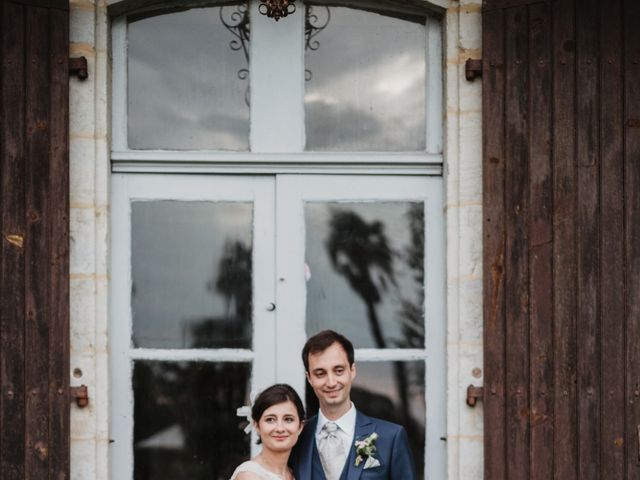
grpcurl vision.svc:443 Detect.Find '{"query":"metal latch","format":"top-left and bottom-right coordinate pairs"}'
top-left (70, 385), bottom-right (89, 408)
top-left (69, 57), bottom-right (88, 80)
top-left (466, 384), bottom-right (483, 407)
top-left (465, 58), bottom-right (482, 81)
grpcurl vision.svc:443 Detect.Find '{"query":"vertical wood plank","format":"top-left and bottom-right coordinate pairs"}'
top-left (24, 5), bottom-right (51, 478)
top-left (551, 0), bottom-right (578, 477)
top-left (504, 6), bottom-right (530, 479)
top-left (598, 0), bottom-right (626, 477)
top-left (48, 6), bottom-right (70, 479)
top-left (575, 0), bottom-right (600, 478)
top-left (624, 0), bottom-right (640, 477)
top-left (528, 3), bottom-right (553, 479)
top-left (483, 6), bottom-right (507, 480)
top-left (0, 3), bottom-right (26, 479)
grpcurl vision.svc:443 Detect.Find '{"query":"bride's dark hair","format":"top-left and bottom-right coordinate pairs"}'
top-left (252, 384), bottom-right (305, 444)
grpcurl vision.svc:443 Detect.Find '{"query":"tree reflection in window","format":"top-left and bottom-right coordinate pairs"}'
top-left (190, 240), bottom-right (252, 348)
top-left (306, 203), bottom-right (426, 478)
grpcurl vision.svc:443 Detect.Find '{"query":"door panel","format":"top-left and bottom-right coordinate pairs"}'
top-left (275, 175), bottom-right (445, 480)
top-left (110, 174), bottom-right (275, 479)
top-left (110, 174), bottom-right (443, 479)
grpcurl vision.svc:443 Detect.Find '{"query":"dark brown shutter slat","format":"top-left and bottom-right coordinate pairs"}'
top-left (527, 3), bottom-right (553, 479)
top-left (48, 5), bottom-right (70, 479)
top-left (599, 0), bottom-right (626, 477)
top-left (575, 1), bottom-right (600, 478)
top-left (1, 2), bottom-right (27, 478)
top-left (504, 6), bottom-right (530, 479)
top-left (551, 0), bottom-right (578, 476)
top-left (624, 0), bottom-right (640, 477)
top-left (25, 6), bottom-right (53, 477)
top-left (482, 5), bottom-right (507, 479)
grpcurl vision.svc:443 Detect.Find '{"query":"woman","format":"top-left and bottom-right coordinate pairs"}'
top-left (230, 384), bottom-right (305, 480)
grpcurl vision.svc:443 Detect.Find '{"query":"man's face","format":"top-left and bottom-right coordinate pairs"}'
top-left (306, 342), bottom-right (356, 414)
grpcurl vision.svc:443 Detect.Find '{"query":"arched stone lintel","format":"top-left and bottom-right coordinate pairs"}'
top-left (107, 0), bottom-right (447, 19)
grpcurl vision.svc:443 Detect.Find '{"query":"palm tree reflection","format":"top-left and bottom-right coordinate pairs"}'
top-left (323, 205), bottom-right (425, 477)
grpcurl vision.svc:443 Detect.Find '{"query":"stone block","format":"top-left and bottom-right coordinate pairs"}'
top-left (94, 276), bottom-right (109, 351)
top-left (458, 279), bottom-right (483, 343)
top-left (70, 138), bottom-right (96, 206)
top-left (458, 205), bottom-right (482, 277)
top-left (70, 2), bottom-right (95, 45)
top-left (70, 276), bottom-right (96, 352)
top-left (71, 438), bottom-right (97, 480)
top-left (70, 207), bottom-right (96, 275)
top-left (458, 6), bottom-right (482, 51)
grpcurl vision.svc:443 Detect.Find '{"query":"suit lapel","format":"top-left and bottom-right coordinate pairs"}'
top-left (345, 411), bottom-right (375, 480)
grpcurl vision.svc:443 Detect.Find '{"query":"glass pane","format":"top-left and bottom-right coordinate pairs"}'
top-left (305, 360), bottom-right (425, 479)
top-left (131, 201), bottom-right (253, 349)
top-left (128, 4), bottom-right (250, 150)
top-left (305, 202), bottom-right (425, 348)
top-left (133, 361), bottom-right (251, 479)
top-left (304, 5), bottom-right (427, 151)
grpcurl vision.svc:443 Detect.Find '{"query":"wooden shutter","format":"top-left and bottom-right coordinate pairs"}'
top-left (1, 0), bottom-right (70, 478)
top-left (482, 0), bottom-right (640, 478)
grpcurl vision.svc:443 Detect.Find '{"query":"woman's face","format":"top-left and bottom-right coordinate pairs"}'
top-left (254, 400), bottom-right (303, 452)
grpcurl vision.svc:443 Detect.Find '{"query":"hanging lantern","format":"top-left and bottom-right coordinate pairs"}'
top-left (259, 0), bottom-right (296, 21)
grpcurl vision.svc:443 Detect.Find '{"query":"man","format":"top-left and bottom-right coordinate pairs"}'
top-left (290, 330), bottom-right (417, 480)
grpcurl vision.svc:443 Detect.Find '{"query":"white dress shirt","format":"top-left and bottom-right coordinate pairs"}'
top-left (315, 402), bottom-right (357, 455)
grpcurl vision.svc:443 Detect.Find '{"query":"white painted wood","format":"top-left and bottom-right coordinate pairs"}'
top-left (425, 15), bottom-right (443, 155)
top-left (110, 150), bottom-right (443, 164)
top-left (273, 176), bottom-right (307, 396)
top-left (111, 17), bottom-right (127, 151)
top-left (250, 0), bottom-right (305, 152)
top-left (275, 175), bottom-right (445, 479)
top-left (110, 150), bottom-right (443, 175)
top-left (129, 349), bottom-right (254, 362)
top-left (110, 174), bottom-right (277, 477)
top-left (423, 177), bottom-right (446, 480)
top-left (111, 160), bottom-right (442, 176)
top-left (109, 174), bottom-right (135, 480)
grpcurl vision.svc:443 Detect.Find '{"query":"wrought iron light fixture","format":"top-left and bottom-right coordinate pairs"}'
top-left (259, 0), bottom-right (296, 21)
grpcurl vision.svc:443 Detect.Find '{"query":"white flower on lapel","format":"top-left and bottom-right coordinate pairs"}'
top-left (354, 432), bottom-right (379, 468)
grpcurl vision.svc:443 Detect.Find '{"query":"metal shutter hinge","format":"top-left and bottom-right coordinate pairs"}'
top-left (69, 56), bottom-right (88, 80)
top-left (70, 385), bottom-right (89, 408)
top-left (465, 58), bottom-right (482, 81)
top-left (466, 384), bottom-right (484, 407)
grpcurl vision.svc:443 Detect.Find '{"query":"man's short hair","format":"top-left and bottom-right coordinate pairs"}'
top-left (302, 330), bottom-right (355, 372)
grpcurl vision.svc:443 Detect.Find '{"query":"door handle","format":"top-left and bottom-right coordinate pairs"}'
top-left (266, 302), bottom-right (276, 311)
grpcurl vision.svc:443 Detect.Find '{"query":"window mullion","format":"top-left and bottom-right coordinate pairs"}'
top-left (250, 0), bottom-right (306, 152)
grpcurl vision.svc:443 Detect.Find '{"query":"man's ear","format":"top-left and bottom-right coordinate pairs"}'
top-left (350, 363), bottom-right (356, 379)
top-left (305, 371), bottom-right (311, 383)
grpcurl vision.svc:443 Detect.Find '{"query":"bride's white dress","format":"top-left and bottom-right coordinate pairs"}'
top-left (229, 460), bottom-right (293, 480)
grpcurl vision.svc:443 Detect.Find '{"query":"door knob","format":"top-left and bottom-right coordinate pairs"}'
top-left (266, 302), bottom-right (276, 311)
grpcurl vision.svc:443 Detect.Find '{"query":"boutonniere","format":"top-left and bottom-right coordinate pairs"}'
top-left (354, 432), bottom-right (381, 469)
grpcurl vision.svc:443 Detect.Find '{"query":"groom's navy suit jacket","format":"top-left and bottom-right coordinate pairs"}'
top-left (290, 411), bottom-right (417, 480)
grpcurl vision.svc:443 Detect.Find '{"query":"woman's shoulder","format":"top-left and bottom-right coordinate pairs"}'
top-left (231, 470), bottom-right (262, 480)
top-left (229, 460), bottom-right (287, 480)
